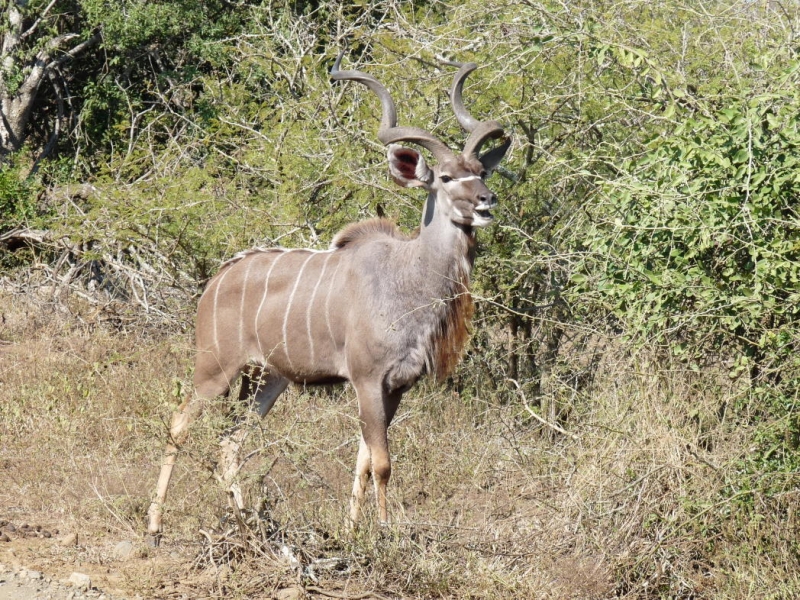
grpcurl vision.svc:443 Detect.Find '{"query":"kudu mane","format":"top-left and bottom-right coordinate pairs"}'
top-left (217, 247), bottom-right (282, 271)
top-left (331, 217), bottom-right (411, 249)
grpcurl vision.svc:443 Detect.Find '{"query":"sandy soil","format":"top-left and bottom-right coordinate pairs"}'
top-left (0, 540), bottom-right (130, 600)
top-left (0, 562), bottom-right (121, 600)
top-left (0, 516), bottom-right (320, 600)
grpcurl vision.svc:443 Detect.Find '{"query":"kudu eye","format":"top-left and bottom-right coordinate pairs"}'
top-left (440, 175), bottom-right (453, 183)
top-left (480, 170), bottom-right (488, 180)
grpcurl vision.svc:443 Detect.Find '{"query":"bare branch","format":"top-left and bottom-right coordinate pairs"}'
top-left (19, 0), bottom-right (59, 41)
top-left (50, 30), bottom-right (101, 67)
top-left (0, 227), bottom-right (50, 247)
top-left (18, 30), bottom-right (100, 98)
top-left (2, 2), bottom-right (24, 58)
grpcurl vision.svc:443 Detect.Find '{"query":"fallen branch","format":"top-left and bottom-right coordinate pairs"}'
top-left (506, 378), bottom-right (577, 440)
top-left (0, 227), bottom-right (50, 247)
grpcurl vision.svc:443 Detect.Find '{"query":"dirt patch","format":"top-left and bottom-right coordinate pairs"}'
top-left (0, 530), bottom-right (131, 600)
top-left (0, 562), bottom-right (123, 600)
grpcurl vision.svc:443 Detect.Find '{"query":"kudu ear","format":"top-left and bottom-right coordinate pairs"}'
top-left (387, 144), bottom-right (433, 188)
top-left (478, 137), bottom-right (511, 174)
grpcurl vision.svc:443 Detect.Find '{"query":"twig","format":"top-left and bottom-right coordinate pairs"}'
top-left (506, 378), bottom-right (577, 440)
top-left (608, 465), bottom-right (667, 498)
top-left (305, 586), bottom-right (392, 600)
top-left (89, 481), bottom-right (135, 534)
top-left (19, 0), bottom-right (59, 41)
top-left (685, 444), bottom-right (720, 471)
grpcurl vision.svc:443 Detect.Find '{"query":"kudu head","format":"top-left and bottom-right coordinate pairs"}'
top-left (331, 56), bottom-right (510, 229)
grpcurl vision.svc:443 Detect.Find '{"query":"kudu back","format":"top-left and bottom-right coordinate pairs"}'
top-left (147, 56), bottom-right (510, 540)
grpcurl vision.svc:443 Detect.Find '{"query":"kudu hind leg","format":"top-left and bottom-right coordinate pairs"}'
top-left (147, 391), bottom-right (208, 540)
top-left (147, 353), bottom-right (236, 541)
top-left (350, 385), bottom-right (403, 525)
top-left (220, 366), bottom-right (289, 510)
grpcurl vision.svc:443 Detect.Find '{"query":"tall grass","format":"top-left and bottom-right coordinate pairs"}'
top-left (0, 291), bottom-right (797, 598)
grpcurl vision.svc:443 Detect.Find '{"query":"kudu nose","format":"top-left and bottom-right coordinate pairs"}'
top-left (478, 192), bottom-right (496, 206)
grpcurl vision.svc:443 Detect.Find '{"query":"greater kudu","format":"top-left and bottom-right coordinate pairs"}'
top-left (146, 56), bottom-right (510, 540)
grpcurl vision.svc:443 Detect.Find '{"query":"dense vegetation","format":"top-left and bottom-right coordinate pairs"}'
top-left (2, 0), bottom-right (799, 597)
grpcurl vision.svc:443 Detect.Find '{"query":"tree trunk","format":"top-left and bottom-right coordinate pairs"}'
top-left (0, 1), bottom-right (100, 155)
top-left (0, 91), bottom-right (37, 154)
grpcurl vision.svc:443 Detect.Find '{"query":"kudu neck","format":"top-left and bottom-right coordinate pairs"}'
top-left (416, 193), bottom-right (476, 277)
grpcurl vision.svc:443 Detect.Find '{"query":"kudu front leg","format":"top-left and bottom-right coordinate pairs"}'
top-left (350, 434), bottom-right (372, 524)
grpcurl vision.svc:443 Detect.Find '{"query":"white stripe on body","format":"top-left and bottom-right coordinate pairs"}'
top-left (238, 257), bottom-right (255, 348)
top-left (282, 252), bottom-right (316, 372)
top-left (254, 250), bottom-right (288, 361)
top-left (324, 257), bottom-right (343, 346)
top-left (211, 266), bottom-right (234, 353)
top-left (305, 251), bottom-right (335, 365)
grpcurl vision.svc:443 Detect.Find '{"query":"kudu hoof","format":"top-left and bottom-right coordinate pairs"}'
top-left (145, 532), bottom-right (161, 548)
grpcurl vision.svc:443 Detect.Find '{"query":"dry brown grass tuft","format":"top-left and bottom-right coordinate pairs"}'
top-left (1, 290), bottom-right (799, 598)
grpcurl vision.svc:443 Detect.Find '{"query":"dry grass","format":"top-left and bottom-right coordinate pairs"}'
top-left (1, 289), bottom-right (799, 599)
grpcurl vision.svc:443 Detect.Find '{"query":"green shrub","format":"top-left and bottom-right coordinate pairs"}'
top-left (0, 160), bottom-right (38, 233)
top-left (580, 62), bottom-right (800, 489)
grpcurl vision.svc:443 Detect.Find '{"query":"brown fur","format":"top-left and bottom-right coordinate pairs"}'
top-left (430, 272), bottom-right (475, 381)
top-left (429, 232), bottom-right (477, 381)
top-left (331, 218), bottom-right (410, 249)
top-left (440, 154), bottom-right (485, 176)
